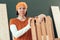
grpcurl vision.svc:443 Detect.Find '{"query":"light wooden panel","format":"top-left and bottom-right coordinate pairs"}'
top-left (35, 18), bottom-right (42, 40)
top-left (31, 16), bottom-right (54, 40)
top-left (41, 19), bottom-right (47, 40)
top-left (46, 16), bottom-right (54, 40)
top-left (31, 18), bottom-right (37, 40)
top-left (0, 4), bottom-right (10, 40)
top-left (51, 6), bottom-right (60, 38)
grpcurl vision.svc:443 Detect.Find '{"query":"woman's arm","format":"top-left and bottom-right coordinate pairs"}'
top-left (10, 24), bottom-right (30, 38)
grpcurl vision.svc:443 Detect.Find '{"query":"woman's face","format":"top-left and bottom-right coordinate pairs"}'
top-left (17, 6), bottom-right (27, 17)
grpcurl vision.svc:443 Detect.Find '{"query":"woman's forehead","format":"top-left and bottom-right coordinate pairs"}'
top-left (19, 6), bottom-right (26, 8)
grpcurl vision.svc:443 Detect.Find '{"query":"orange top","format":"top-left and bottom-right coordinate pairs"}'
top-left (10, 18), bottom-right (32, 40)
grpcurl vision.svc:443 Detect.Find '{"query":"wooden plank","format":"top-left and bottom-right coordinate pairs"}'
top-left (45, 16), bottom-right (54, 40)
top-left (0, 4), bottom-right (10, 40)
top-left (41, 19), bottom-right (47, 40)
top-left (51, 6), bottom-right (60, 38)
top-left (31, 18), bottom-right (37, 40)
top-left (35, 17), bottom-right (42, 40)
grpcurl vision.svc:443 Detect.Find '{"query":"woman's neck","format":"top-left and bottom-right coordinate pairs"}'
top-left (17, 15), bottom-right (26, 21)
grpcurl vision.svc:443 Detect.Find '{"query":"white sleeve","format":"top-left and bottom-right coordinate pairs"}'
top-left (10, 24), bottom-right (31, 38)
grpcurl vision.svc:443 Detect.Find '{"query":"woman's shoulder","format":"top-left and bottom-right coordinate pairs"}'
top-left (10, 18), bottom-right (17, 22)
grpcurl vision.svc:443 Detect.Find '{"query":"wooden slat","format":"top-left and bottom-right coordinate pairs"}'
top-left (41, 19), bottom-right (47, 40)
top-left (35, 17), bottom-right (42, 40)
top-left (31, 18), bottom-right (37, 40)
top-left (45, 16), bottom-right (54, 40)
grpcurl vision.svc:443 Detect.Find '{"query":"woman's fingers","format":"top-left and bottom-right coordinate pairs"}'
top-left (38, 14), bottom-right (46, 23)
top-left (38, 14), bottom-right (46, 19)
top-left (28, 14), bottom-right (46, 24)
top-left (28, 17), bottom-right (33, 25)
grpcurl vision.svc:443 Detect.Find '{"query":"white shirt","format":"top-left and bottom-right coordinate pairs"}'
top-left (10, 24), bottom-right (30, 38)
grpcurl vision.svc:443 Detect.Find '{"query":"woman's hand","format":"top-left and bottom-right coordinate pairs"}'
top-left (38, 14), bottom-right (46, 23)
top-left (28, 17), bottom-right (32, 25)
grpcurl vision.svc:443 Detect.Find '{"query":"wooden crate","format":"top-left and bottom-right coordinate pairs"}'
top-left (31, 16), bottom-right (55, 40)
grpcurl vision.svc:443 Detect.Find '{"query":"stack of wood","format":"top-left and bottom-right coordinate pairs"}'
top-left (30, 16), bottom-right (59, 40)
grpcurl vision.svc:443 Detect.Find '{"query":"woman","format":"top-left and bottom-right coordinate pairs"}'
top-left (10, 2), bottom-right (46, 40)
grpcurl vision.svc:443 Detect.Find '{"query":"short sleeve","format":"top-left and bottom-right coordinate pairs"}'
top-left (10, 19), bottom-right (15, 25)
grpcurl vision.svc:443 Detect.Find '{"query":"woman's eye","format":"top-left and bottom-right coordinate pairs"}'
top-left (19, 8), bottom-right (25, 10)
top-left (19, 8), bottom-right (21, 9)
top-left (23, 8), bottom-right (25, 9)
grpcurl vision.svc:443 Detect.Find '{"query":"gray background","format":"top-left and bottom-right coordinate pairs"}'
top-left (0, 0), bottom-right (60, 40)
